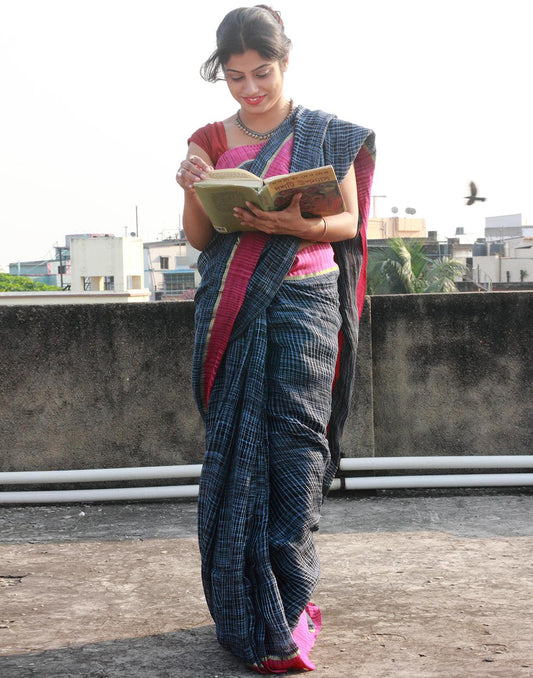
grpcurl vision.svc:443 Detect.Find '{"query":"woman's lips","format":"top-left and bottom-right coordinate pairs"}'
top-left (242, 96), bottom-right (266, 106)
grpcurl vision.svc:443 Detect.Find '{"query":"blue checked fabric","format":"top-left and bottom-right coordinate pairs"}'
top-left (191, 108), bottom-right (375, 669)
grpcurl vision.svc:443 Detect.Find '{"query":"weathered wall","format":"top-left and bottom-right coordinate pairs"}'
top-left (0, 303), bottom-right (203, 472)
top-left (1, 292), bottom-right (532, 475)
top-left (371, 292), bottom-right (533, 457)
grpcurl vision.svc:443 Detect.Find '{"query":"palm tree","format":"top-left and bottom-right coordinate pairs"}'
top-left (366, 237), bottom-right (466, 295)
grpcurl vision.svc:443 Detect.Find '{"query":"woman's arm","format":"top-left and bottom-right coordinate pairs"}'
top-left (176, 143), bottom-right (215, 251)
top-left (232, 164), bottom-right (359, 242)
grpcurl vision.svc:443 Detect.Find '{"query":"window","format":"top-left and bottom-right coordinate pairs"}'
top-left (160, 256), bottom-right (169, 269)
top-left (164, 272), bottom-right (195, 295)
top-left (175, 243), bottom-right (187, 258)
top-left (127, 275), bottom-right (142, 289)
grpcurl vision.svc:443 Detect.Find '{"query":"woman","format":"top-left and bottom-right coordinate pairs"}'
top-left (176, 5), bottom-right (375, 673)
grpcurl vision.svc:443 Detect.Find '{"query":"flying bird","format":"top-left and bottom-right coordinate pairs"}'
top-left (465, 181), bottom-right (486, 205)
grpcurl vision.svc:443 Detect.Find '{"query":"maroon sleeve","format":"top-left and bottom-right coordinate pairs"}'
top-left (187, 122), bottom-right (228, 166)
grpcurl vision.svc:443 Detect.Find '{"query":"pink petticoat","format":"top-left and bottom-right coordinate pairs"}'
top-left (249, 603), bottom-right (322, 674)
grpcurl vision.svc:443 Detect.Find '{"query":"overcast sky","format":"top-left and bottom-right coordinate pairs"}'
top-left (1, 0), bottom-right (531, 268)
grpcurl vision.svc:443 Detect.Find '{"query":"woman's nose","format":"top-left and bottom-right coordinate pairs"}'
top-left (241, 78), bottom-right (260, 95)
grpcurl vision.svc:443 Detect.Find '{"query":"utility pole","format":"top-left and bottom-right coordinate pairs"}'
top-left (55, 246), bottom-right (64, 289)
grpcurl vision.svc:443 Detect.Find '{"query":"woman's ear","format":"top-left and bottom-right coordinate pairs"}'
top-left (281, 55), bottom-right (289, 72)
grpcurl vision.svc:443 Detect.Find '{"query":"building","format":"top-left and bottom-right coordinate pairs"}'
top-left (1, 235), bottom-right (149, 305)
top-left (70, 235), bottom-right (147, 296)
top-left (8, 248), bottom-right (70, 288)
top-left (367, 216), bottom-right (427, 240)
top-left (465, 215), bottom-right (533, 288)
top-left (6, 234), bottom-right (198, 304)
top-left (472, 235), bottom-right (533, 287)
top-left (144, 239), bottom-right (200, 301)
top-left (484, 214), bottom-right (525, 241)
top-left (1, 234), bottom-right (150, 305)
top-left (7, 234), bottom-right (118, 290)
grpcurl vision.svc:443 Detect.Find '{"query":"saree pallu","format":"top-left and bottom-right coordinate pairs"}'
top-left (192, 107), bottom-right (376, 672)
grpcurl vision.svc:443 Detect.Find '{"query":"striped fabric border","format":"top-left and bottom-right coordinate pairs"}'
top-left (202, 232), bottom-right (269, 407)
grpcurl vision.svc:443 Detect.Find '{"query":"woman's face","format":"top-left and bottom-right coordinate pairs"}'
top-left (224, 49), bottom-right (288, 116)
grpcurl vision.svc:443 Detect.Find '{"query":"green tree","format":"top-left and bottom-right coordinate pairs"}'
top-left (367, 237), bottom-right (466, 295)
top-left (0, 273), bottom-right (60, 292)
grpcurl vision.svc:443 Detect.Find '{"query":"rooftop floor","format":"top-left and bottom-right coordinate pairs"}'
top-left (1, 490), bottom-right (533, 677)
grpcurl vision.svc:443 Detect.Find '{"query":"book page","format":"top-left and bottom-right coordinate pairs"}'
top-left (197, 168), bottom-right (262, 187)
top-left (194, 185), bottom-right (262, 233)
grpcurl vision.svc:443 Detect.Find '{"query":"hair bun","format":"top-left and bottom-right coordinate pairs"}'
top-left (255, 4), bottom-right (285, 30)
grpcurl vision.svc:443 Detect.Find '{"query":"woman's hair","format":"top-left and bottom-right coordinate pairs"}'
top-left (200, 5), bottom-right (292, 82)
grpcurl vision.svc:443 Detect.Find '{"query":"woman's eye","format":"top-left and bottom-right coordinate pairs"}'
top-left (229, 76), bottom-right (244, 82)
top-left (256, 71), bottom-right (270, 79)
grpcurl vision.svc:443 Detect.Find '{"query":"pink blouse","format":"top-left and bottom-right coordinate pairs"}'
top-left (188, 122), bottom-right (337, 278)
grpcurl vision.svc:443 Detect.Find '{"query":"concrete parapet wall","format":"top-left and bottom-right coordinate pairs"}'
top-left (0, 303), bottom-right (202, 472)
top-left (0, 291), bottom-right (150, 305)
top-left (370, 292), bottom-right (533, 457)
top-left (1, 292), bottom-right (532, 474)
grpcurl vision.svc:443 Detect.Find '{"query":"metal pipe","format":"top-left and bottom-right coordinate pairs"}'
top-left (2, 472), bottom-right (532, 504)
top-left (330, 473), bottom-right (533, 492)
top-left (1, 458), bottom-right (533, 504)
top-left (3, 456), bottom-right (532, 487)
top-left (339, 455), bottom-right (533, 471)
top-left (0, 485), bottom-right (200, 504)
top-left (0, 464), bottom-right (203, 485)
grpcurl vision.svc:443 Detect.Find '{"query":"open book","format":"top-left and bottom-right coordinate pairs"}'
top-left (193, 165), bottom-right (345, 234)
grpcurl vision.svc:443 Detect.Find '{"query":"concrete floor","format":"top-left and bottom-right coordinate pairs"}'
top-left (1, 490), bottom-right (533, 677)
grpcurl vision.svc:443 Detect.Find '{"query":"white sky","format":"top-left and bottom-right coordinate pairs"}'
top-left (1, 0), bottom-right (531, 268)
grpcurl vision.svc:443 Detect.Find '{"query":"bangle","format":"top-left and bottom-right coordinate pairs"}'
top-left (319, 217), bottom-right (328, 240)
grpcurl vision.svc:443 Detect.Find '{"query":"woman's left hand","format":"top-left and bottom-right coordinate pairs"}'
top-left (233, 193), bottom-right (307, 236)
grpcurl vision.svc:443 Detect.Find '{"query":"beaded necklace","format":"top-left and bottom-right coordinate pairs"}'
top-left (234, 99), bottom-right (294, 141)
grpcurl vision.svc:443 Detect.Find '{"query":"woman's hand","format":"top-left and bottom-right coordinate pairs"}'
top-left (177, 146), bottom-right (216, 251)
top-left (176, 155), bottom-right (213, 191)
top-left (233, 165), bottom-right (360, 242)
top-left (233, 193), bottom-right (308, 237)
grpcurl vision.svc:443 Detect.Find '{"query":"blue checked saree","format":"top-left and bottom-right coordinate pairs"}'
top-left (192, 107), bottom-right (375, 672)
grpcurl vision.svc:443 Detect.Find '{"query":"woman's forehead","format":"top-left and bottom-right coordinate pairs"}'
top-left (224, 50), bottom-right (274, 73)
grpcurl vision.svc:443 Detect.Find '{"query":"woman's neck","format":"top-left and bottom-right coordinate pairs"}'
top-left (235, 98), bottom-right (293, 140)
top-left (238, 97), bottom-right (292, 133)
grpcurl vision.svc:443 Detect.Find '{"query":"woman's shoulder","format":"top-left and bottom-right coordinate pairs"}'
top-left (298, 107), bottom-right (375, 157)
top-left (188, 121), bottom-right (228, 165)
top-left (297, 106), bottom-right (371, 135)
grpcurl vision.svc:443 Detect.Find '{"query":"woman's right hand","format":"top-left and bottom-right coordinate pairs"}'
top-left (177, 146), bottom-right (217, 250)
top-left (176, 155), bottom-right (213, 191)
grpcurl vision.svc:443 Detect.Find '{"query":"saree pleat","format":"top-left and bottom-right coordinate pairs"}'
top-left (199, 270), bottom-right (341, 668)
top-left (266, 275), bottom-right (341, 628)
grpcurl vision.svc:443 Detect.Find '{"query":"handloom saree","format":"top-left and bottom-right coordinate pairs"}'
top-left (191, 106), bottom-right (375, 672)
